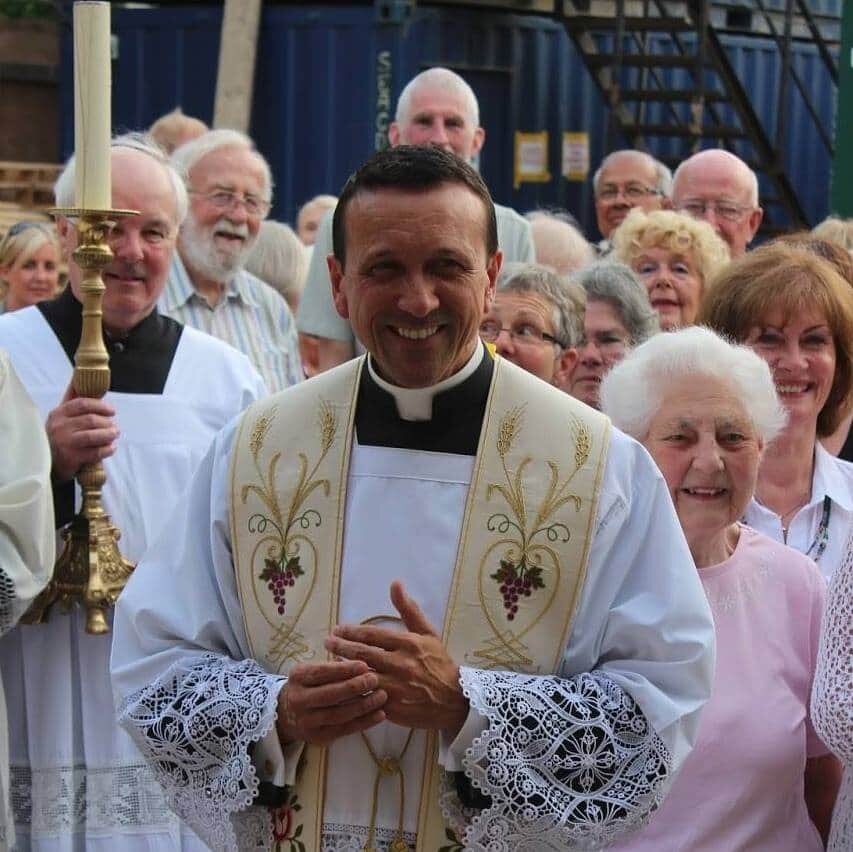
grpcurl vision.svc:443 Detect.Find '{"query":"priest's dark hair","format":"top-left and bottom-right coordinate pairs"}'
top-left (332, 144), bottom-right (498, 266)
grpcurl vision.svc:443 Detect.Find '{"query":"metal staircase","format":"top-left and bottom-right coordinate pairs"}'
top-left (559, 0), bottom-right (839, 230)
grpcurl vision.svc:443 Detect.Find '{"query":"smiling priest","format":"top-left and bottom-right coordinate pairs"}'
top-left (111, 146), bottom-right (715, 852)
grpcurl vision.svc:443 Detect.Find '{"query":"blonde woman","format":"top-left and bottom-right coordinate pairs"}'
top-left (0, 221), bottom-right (61, 313)
top-left (611, 207), bottom-right (729, 330)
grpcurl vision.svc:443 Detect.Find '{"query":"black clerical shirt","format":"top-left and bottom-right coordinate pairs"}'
top-left (38, 288), bottom-right (183, 525)
top-left (355, 349), bottom-right (493, 456)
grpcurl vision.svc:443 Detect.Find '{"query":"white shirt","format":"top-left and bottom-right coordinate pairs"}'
top-left (111, 361), bottom-right (715, 851)
top-left (744, 443), bottom-right (853, 581)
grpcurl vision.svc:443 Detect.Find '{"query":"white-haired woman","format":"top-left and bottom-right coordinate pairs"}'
top-left (811, 527), bottom-right (853, 850)
top-left (601, 326), bottom-right (841, 850)
top-left (568, 260), bottom-right (659, 409)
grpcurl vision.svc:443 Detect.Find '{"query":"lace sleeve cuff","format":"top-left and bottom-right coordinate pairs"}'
top-left (117, 653), bottom-right (285, 852)
top-left (449, 667), bottom-right (672, 850)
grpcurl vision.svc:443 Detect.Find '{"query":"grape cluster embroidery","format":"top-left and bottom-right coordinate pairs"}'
top-left (490, 557), bottom-right (545, 621)
top-left (260, 553), bottom-right (304, 616)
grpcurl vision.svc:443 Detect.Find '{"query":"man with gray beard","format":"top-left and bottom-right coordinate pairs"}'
top-left (160, 129), bottom-right (303, 391)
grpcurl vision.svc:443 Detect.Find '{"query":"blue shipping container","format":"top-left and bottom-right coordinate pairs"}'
top-left (59, 3), bottom-right (837, 236)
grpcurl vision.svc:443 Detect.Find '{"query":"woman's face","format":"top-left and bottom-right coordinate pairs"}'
top-left (2, 241), bottom-right (60, 311)
top-left (644, 374), bottom-right (763, 549)
top-left (744, 306), bottom-right (836, 434)
top-left (632, 244), bottom-right (703, 330)
top-left (569, 299), bottom-right (631, 409)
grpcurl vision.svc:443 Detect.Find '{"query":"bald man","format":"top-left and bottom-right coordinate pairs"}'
top-left (671, 149), bottom-right (763, 257)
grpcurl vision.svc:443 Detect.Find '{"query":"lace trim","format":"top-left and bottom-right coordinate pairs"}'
top-left (10, 763), bottom-right (183, 837)
top-left (0, 568), bottom-right (21, 636)
top-left (458, 668), bottom-right (671, 850)
top-left (812, 529), bottom-right (853, 851)
top-left (117, 653), bottom-right (283, 852)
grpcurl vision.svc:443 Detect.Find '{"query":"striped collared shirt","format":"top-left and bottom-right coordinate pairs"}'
top-left (160, 255), bottom-right (303, 392)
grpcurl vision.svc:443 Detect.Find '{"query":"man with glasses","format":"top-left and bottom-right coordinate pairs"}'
top-left (593, 150), bottom-right (671, 251)
top-left (480, 262), bottom-right (582, 387)
top-left (162, 129), bottom-right (303, 391)
top-left (671, 148), bottom-right (763, 257)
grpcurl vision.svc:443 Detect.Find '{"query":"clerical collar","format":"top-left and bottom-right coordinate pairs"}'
top-left (355, 344), bottom-right (494, 456)
top-left (38, 286), bottom-right (183, 394)
top-left (367, 344), bottom-right (484, 421)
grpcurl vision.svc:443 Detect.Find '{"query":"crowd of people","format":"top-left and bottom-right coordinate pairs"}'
top-left (0, 64), bottom-right (851, 852)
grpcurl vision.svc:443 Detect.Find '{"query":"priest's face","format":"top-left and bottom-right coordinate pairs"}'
top-left (59, 147), bottom-right (179, 335)
top-left (329, 183), bottom-right (501, 388)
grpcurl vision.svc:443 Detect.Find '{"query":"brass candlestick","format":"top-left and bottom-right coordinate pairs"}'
top-left (24, 208), bottom-right (137, 635)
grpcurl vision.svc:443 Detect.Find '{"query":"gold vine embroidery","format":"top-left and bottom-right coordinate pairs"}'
top-left (473, 404), bottom-right (591, 670)
top-left (241, 401), bottom-right (338, 666)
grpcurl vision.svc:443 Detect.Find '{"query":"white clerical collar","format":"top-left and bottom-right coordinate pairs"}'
top-left (367, 344), bottom-right (485, 421)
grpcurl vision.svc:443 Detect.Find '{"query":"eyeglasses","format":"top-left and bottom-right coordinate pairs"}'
top-left (188, 188), bottom-right (271, 218)
top-left (480, 320), bottom-right (564, 348)
top-left (6, 221), bottom-right (52, 238)
top-left (577, 333), bottom-right (629, 356)
top-left (596, 185), bottom-right (661, 202)
top-left (677, 199), bottom-right (753, 222)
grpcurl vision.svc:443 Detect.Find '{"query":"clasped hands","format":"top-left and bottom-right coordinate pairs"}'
top-left (276, 581), bottom-right (469, 748)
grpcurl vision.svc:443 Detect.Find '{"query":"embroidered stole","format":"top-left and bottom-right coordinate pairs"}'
top-left (230, 355), bottom-right (610, 849)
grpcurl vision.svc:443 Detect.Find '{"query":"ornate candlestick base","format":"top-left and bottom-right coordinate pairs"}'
top-left (22, 207), bottom-right (137, 635)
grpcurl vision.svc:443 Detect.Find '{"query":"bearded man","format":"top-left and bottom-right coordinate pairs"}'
top-left (161, 130), bottom-right (303, 391)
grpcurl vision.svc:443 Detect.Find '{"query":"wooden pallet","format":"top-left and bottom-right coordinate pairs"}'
top-left (0, 161), bottom-right (61, 210)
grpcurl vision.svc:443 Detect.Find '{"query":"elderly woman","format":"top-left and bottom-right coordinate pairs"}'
top-left (601, 326), bottom-right (840, 850)
top-left (568, 260), bottom-right (659, 409)
top-left (0, 221), bottom-right (61, 314)
top-left (611, 207), bottom-right (729, 330)
top-left (811, 528), bottom-right (853, 850)
top-left (479, 261), bottom-right (583, 387)
top-left (700, 241), bottom-right (853, 581)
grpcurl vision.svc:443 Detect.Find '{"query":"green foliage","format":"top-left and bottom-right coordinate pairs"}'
top-left (0, 0), bottom-right (58, 21)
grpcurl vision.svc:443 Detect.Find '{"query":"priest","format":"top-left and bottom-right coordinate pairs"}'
top-left (111, 145), bottom-right (715, 851)
top-left (0, 135), bottom-right (267, 850)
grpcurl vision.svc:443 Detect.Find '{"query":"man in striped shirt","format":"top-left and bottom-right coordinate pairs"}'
top-left (160, 129), bottom-right (303, 391)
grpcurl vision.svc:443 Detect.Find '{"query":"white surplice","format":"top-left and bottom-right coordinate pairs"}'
top-left (0, 306), bottom-right (267, 851)
top-left (0, 350), bottom-right (56, 850)
top-left (111, 361), bottom-right (715, 851)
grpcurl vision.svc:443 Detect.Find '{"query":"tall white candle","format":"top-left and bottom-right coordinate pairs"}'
top-left (73, 2), bottom-right (111, 210)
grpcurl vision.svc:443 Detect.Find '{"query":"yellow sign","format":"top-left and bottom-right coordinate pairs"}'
top-left (562, 132), bottom-right (590, 181)
top-left (514, 131), bottom-right (550, 188)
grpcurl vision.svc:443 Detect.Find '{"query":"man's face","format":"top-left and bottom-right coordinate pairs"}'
top-left (59, 147), bottom-right (178, 334)
top-left (329, 183), bottom-right (500, 388)
top-left (595, 154), bottom-right (665, 239)
top-left (180, 145), bottom-right (268, 279)
top-left (671, 157), bottom-right (763, 257)
top-left (388, 85), bottom-right (485, 162)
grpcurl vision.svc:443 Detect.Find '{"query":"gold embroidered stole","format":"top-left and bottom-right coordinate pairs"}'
top-left (230, 355), bottom-right (610, 850)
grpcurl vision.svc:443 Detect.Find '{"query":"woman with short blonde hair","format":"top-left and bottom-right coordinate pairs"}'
top-left (611, 207), bottom-right (729, 330)
top-left (0, 221), bottom-right (61, 313)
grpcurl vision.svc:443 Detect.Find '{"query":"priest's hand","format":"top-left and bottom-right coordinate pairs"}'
top-left (325, 581), bottom-right (469, 738)
top-left (276, 659), bottom-right (387, 747)
top-left (46, 382), bottom-right (119, 481)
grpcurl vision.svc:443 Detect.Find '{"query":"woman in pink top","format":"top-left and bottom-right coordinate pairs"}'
top-left (601, 326), bottom-right (841, 850)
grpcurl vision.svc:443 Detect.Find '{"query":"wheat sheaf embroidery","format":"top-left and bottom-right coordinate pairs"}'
top-left (475, 404), bottom-right (591, 669)
top-left (241, 400), bottom-right (338, 665)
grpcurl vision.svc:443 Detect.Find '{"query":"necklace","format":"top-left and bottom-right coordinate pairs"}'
top-left (359, 614), bottom-right (413, 852)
